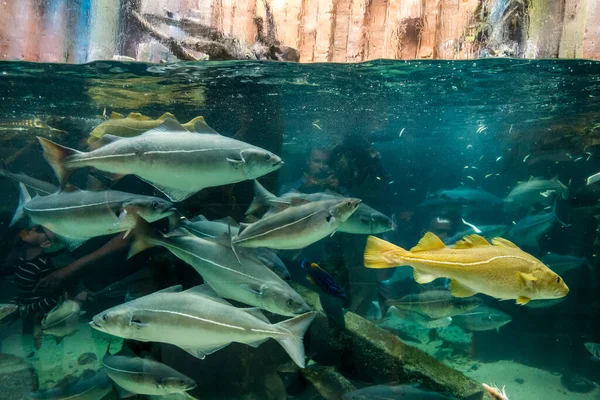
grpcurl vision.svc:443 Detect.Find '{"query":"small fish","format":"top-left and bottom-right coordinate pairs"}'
top-left (385, 290), bottom-right (482, 319)
top-left (301, 260), bottom-right (346, 299)
top-left (461, 218), bottom-right (482, 233)
top-left (504, 176), bottom-right (569, 211)
top-left (507, 210), bottom-right (560, 250)
top-left (541, 252), bottom-right (592, 276)
top-left (482, 383), bottom-right (509, 400)
top-left (523, 154), bottom-right (530, 162)
top-left (363, 233), bottom-right (569, 305)
top-left (90, 285), bottom-right (316, 368)
top-left (585, 342), bottom-right (600, 360)
top-left (399, 127), bottom-right (405, 137)
top-left (102, 354), bottom-right (196, 395)
top-left (452, 306), bottom-right (512, 331)
top-left (24, 369), bottom-right (113, 400)
top-left (41, 299), bottom-right (83, 343)
top-left (383, 306), bottom-right (452, 329)
top-left (496, 156), bottom-right (503, 162)
top-left (343, 384), bottom-right (455, 399)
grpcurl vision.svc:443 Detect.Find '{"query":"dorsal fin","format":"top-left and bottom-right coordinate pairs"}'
top-left (191, 117), bottom-right (220, 135)
top-left (190, 215), bottom-right (208, 222)
top-left (126, 112), bottom-right (152, 121)
top-left (213, 216), bottom-right (240, 228)
top-left (86, 175), bottom-right (107, 191)
top-left (88, 134), bottom-right (124, 150)
top-left (492, 237), bottom-right (520, 249)
top-left (410, 232), bottom-right (445, 252)
top-left (242, 307), bottom-right (269, 323)
top-left (157, 112), bottom-right (176, 121)
top-left (109, 111), bottom-right (124, 120)
top-left (453, 234), bottom-right (490, 249)
top-left (143, 118), bottom-right (188, 134)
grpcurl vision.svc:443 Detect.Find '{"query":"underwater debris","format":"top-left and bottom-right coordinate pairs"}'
top-left (482, 383), bottom-right (509, 400)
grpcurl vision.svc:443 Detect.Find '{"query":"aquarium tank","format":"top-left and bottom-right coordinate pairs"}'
top-left (0, 1), bottom-right (599, 400)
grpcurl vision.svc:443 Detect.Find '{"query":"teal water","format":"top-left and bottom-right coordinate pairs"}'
top-left (0, 59), bottom-right (599, 399)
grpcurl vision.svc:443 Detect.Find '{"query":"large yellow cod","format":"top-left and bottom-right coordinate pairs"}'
top-left (364, 233), bottom-right (569, 305)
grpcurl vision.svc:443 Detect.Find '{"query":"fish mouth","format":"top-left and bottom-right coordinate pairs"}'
top-left (90, 320), bottom-right (102, 329)
top-left (272, 160), bottom-right (284, 167)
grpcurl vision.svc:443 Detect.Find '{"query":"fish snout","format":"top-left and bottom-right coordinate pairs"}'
top-left (90, 313), bottom-right (107, 330)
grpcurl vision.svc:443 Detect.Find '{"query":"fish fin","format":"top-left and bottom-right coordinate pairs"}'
top-left (413, 269), bottom-right (439, 284)
top-left (492, 237), bottom-right (520, 249)
top-left (240, 283), bottom-right (264, 296)
top-left (306, 276), bottom-right (317, 286)
top-left (364, 236), bottom-right (406, 269)
top-left (242, 308), bottom-right (270, 323)
top-left (87, 134), bottom-right (124, 151)
top-left (246, 180), bottom-right (278, 215)
top-left (128, 217), bottom-right (157, 258)
top-left (449, 280), bottom-right (477, 297)
top-left (290, 197), bottom-right (311, 206)
top-left (37, 136), bottom-right (81, 190)
top-left (157, 112), bottom-right (176, 121)
top-left (154, 285), bottom-right (183, 294)
top-left (190, 214), bottom-right (208, 222)
top-left (190, 117), bottom-right (220, 135)
top-left (54, 335), bottom-right (64, 344)
top-left (110, 111), bottom-right (124, 119)
top-left (516, 296), bottom-right (531, 305)
top-left (143, 117), bottom-right (188, 133)
top-left (143, 180), bottom-right (198, 202)
top-left (125, 112), bottom-right (151, 121)
top-left (519, 272), bottom-right (537, 285)
top-left (273, 312), bottom-right (316, 368)
top-left (86, 175), bottom-right (107, 191)
top-left (227, 157), bottom-right (245, 169)
top-left (247, 338), bottom-right (269, 348)
top-left (113, 383), bottom-right (136, 398)
top-left (410, 232), bottom-right (446, 252)
top-left (213, 216), bottom-right (240, 228)
top-left (10, 183), bottom-right (31, 227)
top-left (177, 344), bottom-right (229, 359)
top-left (453, 234), bottom-right (490, 249)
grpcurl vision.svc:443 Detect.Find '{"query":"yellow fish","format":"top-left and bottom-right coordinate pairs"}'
top-left (87, 112), bottom-right (209, 144)
top-left (364, 233), bottom-right (569, 305)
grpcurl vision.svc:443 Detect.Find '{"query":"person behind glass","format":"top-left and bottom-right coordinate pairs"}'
top-left (1, 225), bottom-right (61, 324)
top-left (279, 148), bottom-right (341, 194)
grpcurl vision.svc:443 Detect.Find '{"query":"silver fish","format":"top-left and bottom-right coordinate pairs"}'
top-left (178, 215), bottom-right (290, 280)
top-left (90, 285), bottom-right (316, 368)
top-left (507, 210), bottom-right (559, 249)
top-left (343, 384), bottom-right (455, 400)
top-left (540, 252), bottom-right (592, 276)
top-left (102, 355), bottom-right (196, 395)
top-left (24, 369), bottom-right (113, 400)
top-left (247, 180), bottom-right (393, 234)
top-left (41, 299), bottom-right (83, 343)
top-left (233, 198), bottom-right (361, 251)
top-left (37, 118), bottom-right (282, 202)
top-left (444, 224), bottom-right (509, 245)
top-left (386, 290), bottom-right (483, 319)
top-left (504, 176), bottom-right (569, 211)
top-left (451, 306), bottom-right (512, 332)
top-left (0, 303), bottom-right (19, 322)
top-left (0, 164), bottom-right (59, 195)
top-left (129, 220), bottom-right (307, 316)
top-left (383, 306), bottom-right (452, 329)
top-left (11, 183), bottom-right (175, 250)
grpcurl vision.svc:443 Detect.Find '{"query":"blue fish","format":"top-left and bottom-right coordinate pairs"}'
top-left (301, 260), bottom-right (346, 299)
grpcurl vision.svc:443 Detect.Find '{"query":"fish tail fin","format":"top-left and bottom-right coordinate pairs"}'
top-left (274, 312), bottom-right (316, 368)
top-left (229, 222), bottom-right (242, 265)
top-left (364, 236), bottom-right (406, 269)
top-left (128, 217), bottom-right (157, 259)
top-left (37, 136), bottom-right (81, 190)
top-left (10, 183), bottom-right (31, 227)
top-left (246, 180), bottom-right (277, 215)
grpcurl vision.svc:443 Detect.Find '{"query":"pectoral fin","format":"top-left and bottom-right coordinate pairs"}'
top-left (449, 280), bottom-right (477, 297)
top-left (413, 269), bottom-right (438, 284)
top-left (516, 296), bottom-right (531, 305)
top-left (177, 344), bottom-right (229, 359)
top-left (519, 272), bottom-right (537, 286)
top-left (227, 158), bottom-right (245, 169)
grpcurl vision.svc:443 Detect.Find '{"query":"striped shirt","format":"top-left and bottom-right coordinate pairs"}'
top-left (11, 256), bottom-right (60, 316)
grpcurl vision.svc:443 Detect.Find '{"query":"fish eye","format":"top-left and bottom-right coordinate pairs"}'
top-left (286, 299), bottom-right (295, 307)
top-left (265, 154), bottom-right (271, 160)
top-left (556, 276), bottom-right (561, 283)
top-left (102, 314), bottom-right (108, 321)
top-left (151, 201), bottom-right (159, 208)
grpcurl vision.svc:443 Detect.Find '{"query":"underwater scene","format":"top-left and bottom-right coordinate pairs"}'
top-left (0, 58), bottom-right (599, 400)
